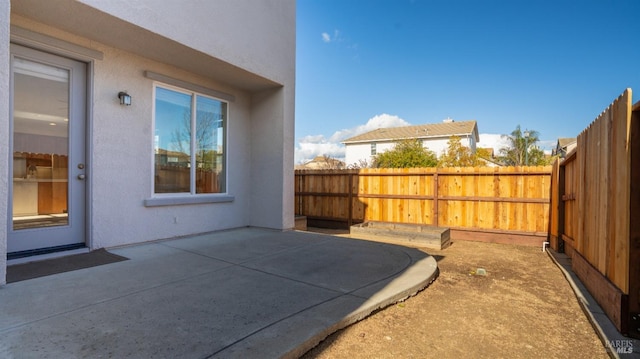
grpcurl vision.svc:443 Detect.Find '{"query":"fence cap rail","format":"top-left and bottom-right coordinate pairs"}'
top-left (295, 166), bottom-right (552, 175)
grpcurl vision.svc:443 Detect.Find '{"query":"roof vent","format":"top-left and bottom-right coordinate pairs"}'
top-left (443, 117), bottom-right (454, 123)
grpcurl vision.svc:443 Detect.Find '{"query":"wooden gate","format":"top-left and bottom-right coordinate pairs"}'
top-left (549, 89), bottom-right (640, 337)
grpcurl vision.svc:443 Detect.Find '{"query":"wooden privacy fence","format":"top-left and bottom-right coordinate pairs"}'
top-left (549, 89), bottom-right (640, 338)
top-left (155, 165), bottom-right (222, 193)
top-left (295, 166), bottom-right (552, 245)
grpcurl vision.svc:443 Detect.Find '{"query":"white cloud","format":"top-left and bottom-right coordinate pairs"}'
top-left (476, 133), bottom-right (511, 154)
top-left (332, 113), bottom-right (410, 142)
top-left (321, 30), bottom-right (341, 43)
top-left (295, 135), bottom-right (345, 164)
top-left (477, 133), bottom-right (556, 156)
top-left (538, 140), bottom-right (556, 151)
top-left (295, 114), bottom-right (410, 164)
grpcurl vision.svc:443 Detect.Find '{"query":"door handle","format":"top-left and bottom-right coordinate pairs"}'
top-left (77, 174), bottom-right (86, 180)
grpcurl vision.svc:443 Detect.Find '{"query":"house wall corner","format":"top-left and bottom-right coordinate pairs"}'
top-left (0, 0), bottom-right (10, 285)
top-left (249, 86), bottom-right (294, 230)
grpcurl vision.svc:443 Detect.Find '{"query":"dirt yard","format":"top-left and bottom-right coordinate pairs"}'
top-left (301, 228), bottom-right (609, 358)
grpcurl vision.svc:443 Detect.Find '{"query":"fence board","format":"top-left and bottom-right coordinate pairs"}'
top-left (548, 89), bottom-right (635, 335)
top-left (568, 90), bottom-right (632, 293)
top-left (628, 104), bottom-right (640, 336)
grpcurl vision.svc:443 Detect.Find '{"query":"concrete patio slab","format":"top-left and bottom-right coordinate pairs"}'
top-left (0, 228), bottom-right (438, 358)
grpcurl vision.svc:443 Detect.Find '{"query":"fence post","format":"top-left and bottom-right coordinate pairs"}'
top-left (557, 161), bottom-right (566, 253)
top-left (433, 171), bottom-right (438, 227)
top-left (493, 167), bottom-right (500, 230)
top-left (348, 172), bottom-right (353, 227)
top-left (295, 172), bottom-right (300, 215)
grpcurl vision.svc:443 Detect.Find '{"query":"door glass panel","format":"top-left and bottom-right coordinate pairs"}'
top-left (12, 57), bottom-right (69, 230)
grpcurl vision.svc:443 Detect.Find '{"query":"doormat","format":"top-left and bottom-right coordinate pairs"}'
top-left (7, 249), bottom-right (128, 284)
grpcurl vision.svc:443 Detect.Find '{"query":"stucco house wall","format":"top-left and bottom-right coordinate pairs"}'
top-left (0, 0), bottom-right (295, 284)
top-left (0, 0), bottom-right (9, 283)
top-left (345, 142), bottom-right (394, 167)
top-left (87, 41), bottom-right (253, 248)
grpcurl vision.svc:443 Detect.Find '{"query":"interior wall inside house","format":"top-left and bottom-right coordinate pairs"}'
top-left (13, 133), bottom-right (67, 154)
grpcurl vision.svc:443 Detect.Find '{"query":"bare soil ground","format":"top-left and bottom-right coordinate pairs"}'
top-left (301, 228), bottom-right (609, 359)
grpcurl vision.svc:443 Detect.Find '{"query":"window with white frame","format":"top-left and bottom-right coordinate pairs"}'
top-left (153, 85), bottom-right (226, 194)
top-left (371, 143), bottom-right (377, 155)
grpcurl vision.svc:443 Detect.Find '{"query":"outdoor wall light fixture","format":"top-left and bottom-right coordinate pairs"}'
top-left (118, 91), bottom-right (132, 106)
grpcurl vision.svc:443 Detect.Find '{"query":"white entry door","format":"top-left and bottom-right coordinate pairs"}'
top-left (8, 44), bottom-right (87, 256)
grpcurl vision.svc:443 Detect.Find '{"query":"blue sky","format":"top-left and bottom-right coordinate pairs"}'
top-left (294, 0), bottom-right (640, 164)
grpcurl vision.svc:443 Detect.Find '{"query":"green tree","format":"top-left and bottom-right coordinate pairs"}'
top-left (475, 147), bottom-right (494, 162)
top-left (498, 125), bottom-right (548, 166)
top-left (373, 139), bottom-right (437, 168)
top-left (438, 136), bottom-right (500, 167)
top-left (438, 136), bottom-right (477, 167)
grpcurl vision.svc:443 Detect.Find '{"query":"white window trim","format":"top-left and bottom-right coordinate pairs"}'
top-left (145, 81), bottom-right (233, 207)
top-left (144, 195), bottom-right (233, 207)
top-left (11, 26), bottom-right (104, 61)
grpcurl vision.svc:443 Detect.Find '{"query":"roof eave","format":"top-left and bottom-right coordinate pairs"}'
top-left (343, 132), bottom-right (476, 145)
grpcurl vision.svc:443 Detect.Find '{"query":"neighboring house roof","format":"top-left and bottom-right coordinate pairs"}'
top-left (295, 156), bottom-right (346, 170)
top-left (554, 137), bottom-right (577, 158)
top-left (557, 137), bottom-right (577, 149)
top-left (155, 149), bottom-right (189, 159)
top-left (342, 120), bottom-right (479, 144)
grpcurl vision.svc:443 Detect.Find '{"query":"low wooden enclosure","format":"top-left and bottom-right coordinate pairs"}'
top-left (295, 166), bottom-right (552, 246)
top-left (549, 89), bottom-right (640, 338)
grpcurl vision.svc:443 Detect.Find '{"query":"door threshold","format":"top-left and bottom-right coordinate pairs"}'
top-left (8, 244), bottom-right (88, 264)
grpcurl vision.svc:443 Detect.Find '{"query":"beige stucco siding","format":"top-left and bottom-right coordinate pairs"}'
top-left (0, 0), bottom-right (295, 284)
top-left (0, 0), bottom-right (10, 283)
